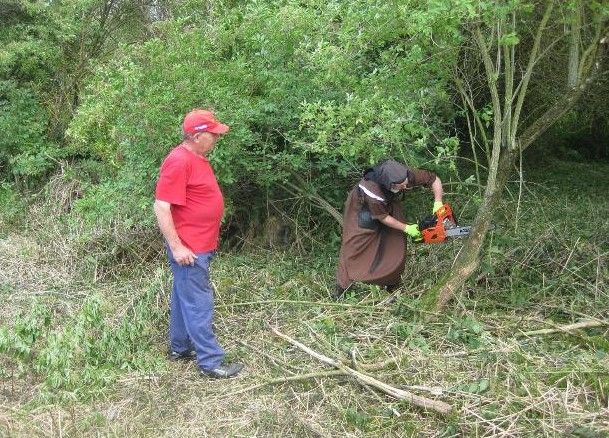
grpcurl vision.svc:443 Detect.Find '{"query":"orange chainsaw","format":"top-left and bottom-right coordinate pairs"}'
top-left (418, 203), bottom-right (471, 244)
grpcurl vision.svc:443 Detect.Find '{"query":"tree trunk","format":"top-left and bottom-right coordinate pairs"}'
top-left (435, 148), bottom-right (516, 311)
top-left (567, 1), bottom-right (582, 88)
top-left (434, 82), bottom-right (589, 312)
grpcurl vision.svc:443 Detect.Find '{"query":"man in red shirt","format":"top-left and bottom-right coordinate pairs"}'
top-left (154, 109), bottom-right (243, 379)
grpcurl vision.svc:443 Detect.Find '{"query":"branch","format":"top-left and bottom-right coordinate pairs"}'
top-left (454, 72), bottom-right (491, 163)
top-left (502, 12), bottom-right (516, 149)
top-left (578, 23), bottom-right (605, 83)
top-left (474, 24), bottom-right (502, 191)
top-left (227, 370), bottom-right (345, 397)
top-left (519, 28), bottom-right (609, 151)
top-left (474, 26), bottom-right (502, 125)
top-left (269, 325), bottom-right (453, 415)
top-left (567, 1), bottom-right (582, 88)
top-left (517, 320), bottom-right (608, 337)
top-left (511, 0), bottom-right (555, 139)
top-left (283, 177), bottom-right (343, 226)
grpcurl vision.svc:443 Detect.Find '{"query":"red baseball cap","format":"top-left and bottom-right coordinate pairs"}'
top-left (182, 109), bottom-right (229, 135)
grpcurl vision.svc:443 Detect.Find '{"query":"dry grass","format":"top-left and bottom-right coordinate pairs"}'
top-left (1, 240), bottom-right (607, 437)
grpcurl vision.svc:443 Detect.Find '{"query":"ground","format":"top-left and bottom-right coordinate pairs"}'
top-left (0, 159), bottom-right (607, 437)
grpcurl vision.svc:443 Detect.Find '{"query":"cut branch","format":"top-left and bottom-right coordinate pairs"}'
top-left (269, 325), bottom-right (452, 415)
top-left (227, 370), bottom-right (345, 397)
top-left (517, 320), bottom-right (608, 337)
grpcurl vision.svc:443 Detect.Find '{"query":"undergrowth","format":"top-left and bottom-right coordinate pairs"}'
top-left (0, 158), bottom-right (607, 436)
top-left (0, 288), bottom-right (165, 402)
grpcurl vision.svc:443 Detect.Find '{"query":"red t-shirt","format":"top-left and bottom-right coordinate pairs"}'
top-left (155, 144), bottom-right (224, 252)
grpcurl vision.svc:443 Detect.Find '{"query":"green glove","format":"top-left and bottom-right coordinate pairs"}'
top-left (404, 224), bottom-right (422, 240)
top-left (433, 201), bottom-right (443, 214)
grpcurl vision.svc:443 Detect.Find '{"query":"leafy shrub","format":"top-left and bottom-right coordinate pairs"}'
top-left (65, 0), bottom-right (468, 242)
top-left (0, 288), bottom-right (165, 400)
top-left (0, 81), bottom-right (62, 185)
top-left (446, 316), bottom-right (487, 349)
top-left (0, 182), bottom-right (27, 231)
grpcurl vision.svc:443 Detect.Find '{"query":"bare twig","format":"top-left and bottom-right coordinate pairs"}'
top-left (226, 370), bottom-right (346, 397)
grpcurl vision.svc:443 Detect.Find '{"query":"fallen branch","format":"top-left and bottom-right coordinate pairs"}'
top-left (359, 356), bottom-right (399, 372)
top-left (269, 325), bottom-right (452, 415)
top-left (228, 366), bottom-right (442, 398)
top-left (293, 414), bottom-right (333, 438)
top-left (216, 299), bottom-right (376, 310)
top-left (227, 370), bottom-right (345, 397)
top-left (442, 346), bottom-right (516, 358)
top-left (518, 320), bottom-right (608, 337)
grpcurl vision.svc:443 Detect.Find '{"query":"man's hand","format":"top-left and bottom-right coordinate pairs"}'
top-left (404, 224), bottom-right (422, 241)
top-left (154, 200), bottom-right (197, 265)
top-left (171, 244), bottom-right (198, 266)
top-left (433, 201), bottom-right (444, 214)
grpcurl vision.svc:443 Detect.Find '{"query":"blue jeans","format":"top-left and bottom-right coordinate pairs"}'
top-left (167, 248), bottom-right (225, 370)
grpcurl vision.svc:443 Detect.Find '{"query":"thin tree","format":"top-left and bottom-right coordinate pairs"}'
top-left (435, 0), bottom-right (608, 310)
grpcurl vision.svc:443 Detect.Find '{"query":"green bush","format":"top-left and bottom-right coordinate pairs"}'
top-left (0, 81), bottom-right (62, 185)
top-left (65, 0), bottom-right (468, 239)
top-left (0, 182), bottom-right (27, 232)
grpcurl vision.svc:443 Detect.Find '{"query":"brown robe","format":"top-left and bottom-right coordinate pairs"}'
top-left (336, 164), bottom-right (437, 289)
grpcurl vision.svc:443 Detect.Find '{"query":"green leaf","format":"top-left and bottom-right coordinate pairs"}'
top-left (500, 32), bottom-right (520, 46)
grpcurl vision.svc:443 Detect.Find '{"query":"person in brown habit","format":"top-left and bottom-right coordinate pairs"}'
top-left (334, 159), bottom-right (444, 298)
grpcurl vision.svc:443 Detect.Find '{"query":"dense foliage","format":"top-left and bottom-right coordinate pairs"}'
top-left (1, 0), bottom-right (476, 237)
top-left (65, 0), bottom-right (472, 232)
top-left (0, 0), bottom-right (164, 185)
top-left (1, 0), bottom-right (607, 241)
